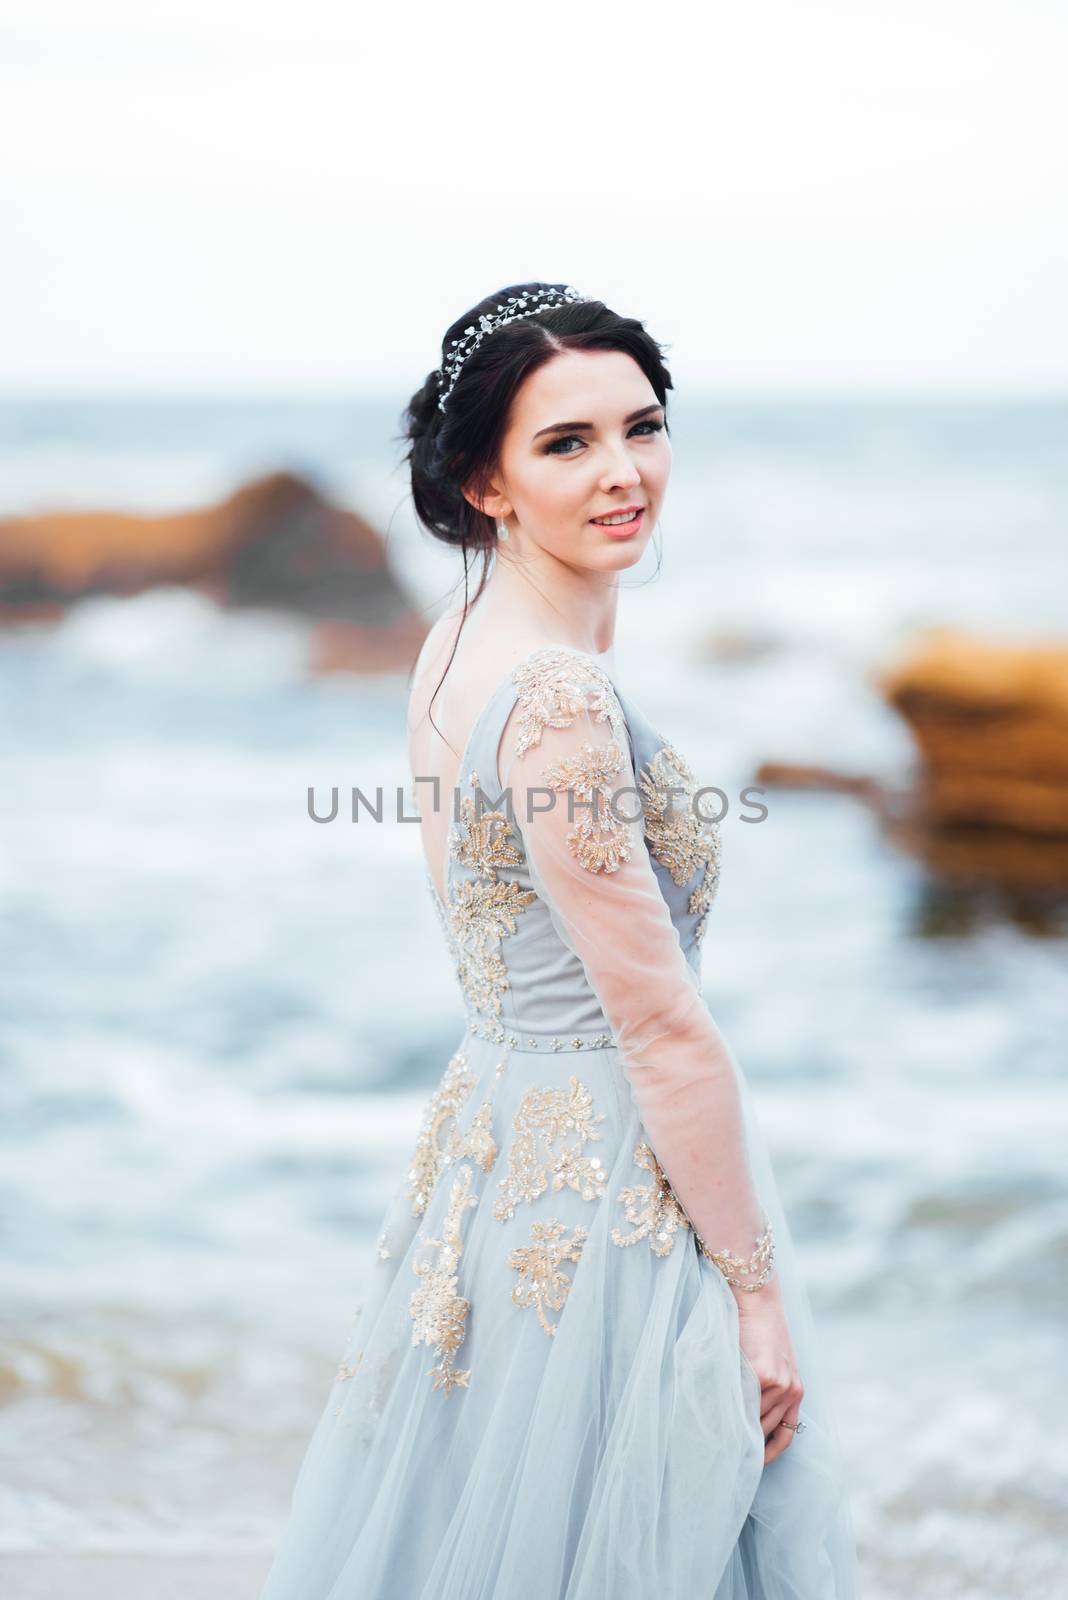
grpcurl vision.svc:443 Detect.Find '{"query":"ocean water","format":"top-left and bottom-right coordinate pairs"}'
top-left (1, 396), bottom-right (1066, 1596)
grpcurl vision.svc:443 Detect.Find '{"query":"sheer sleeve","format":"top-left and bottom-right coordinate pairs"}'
top-left (498, 649), bottom-right (773, 1295)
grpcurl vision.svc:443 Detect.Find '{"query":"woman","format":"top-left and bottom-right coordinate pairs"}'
top-left (260, 283), bottom-right (859, 1598)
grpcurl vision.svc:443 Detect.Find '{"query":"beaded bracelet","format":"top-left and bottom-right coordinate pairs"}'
top-left (697, 1210), bottom-right (776, 1292)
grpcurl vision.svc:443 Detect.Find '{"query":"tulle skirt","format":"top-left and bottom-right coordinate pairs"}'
top-left (259, 1029), bottom-right (859, 1599)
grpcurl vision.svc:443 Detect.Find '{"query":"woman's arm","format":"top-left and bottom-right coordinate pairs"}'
top-left (496, 648), bottom-right (774, 1300)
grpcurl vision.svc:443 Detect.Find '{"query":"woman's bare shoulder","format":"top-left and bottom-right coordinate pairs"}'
top-left (408, 609), bottom-right (609, 735)
top-left (407, 609), bottom-right (470, 730)
top-left (412, 610), bottom-right (460, 679)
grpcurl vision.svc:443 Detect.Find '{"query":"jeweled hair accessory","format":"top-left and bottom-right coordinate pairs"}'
top-left (435, 285), bottom-right (590, 413)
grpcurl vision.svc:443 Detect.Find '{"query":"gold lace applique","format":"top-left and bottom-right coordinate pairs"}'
top-left (507, 1217), bottom-right (588, 1336)
top-left (492, 1075), bottom-right (608, 1222)
top-left (639, 742), bottom-right (722, 942)
top-left (448, 875), bottom-right (536, 1017)
top-left (611, 1141), bottom-right (691, 1256)
top-left (540, 738), bottom-right (634, 873)
top-left (511, 648), bottom-right (627, 758)
top-left (441, 770), bottom-right (536, 1021)
top-left (460, 1100), bottom-right (498, 1173)
top-left (407, 1051), bottom-right (498, 1216)
top-left (409, 1162), bottom-right (479, 1392)
top-left (450, 782), bottom-right (524, 877)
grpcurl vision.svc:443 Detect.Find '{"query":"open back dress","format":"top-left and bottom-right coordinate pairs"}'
top-left (259, 641), bottom-right (859, 1599)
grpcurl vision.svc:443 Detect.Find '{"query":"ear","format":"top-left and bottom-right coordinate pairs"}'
top-left (461, 479), bottom-right (512, 520)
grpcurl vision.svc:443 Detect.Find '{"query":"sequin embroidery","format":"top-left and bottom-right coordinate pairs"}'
top-left (639, 742), bottom-right (722, 942)
top-left (507, 1217), bottom-right (588, 1336)
top-left (409, 1162), bottom-right (479, 1392)
top-left (610, 1141), bottom-right (692, 1255)
top-left (508, 647), bottom-right (636, 877)
top-left (450, 782), bottom-right (524, 877)
top-left (540, 738), bottom-right (634, 873)
top-left (406, 1051), bottom-right (498, 1216)
top-left (493, 1075), bottom-right (608, 1222)
top-left (441, 771), bottom-right (537, 1021)
top-left (511, 647), bottom-right (627, 759)
top-left (448, 876), bottom-right (536, 1017)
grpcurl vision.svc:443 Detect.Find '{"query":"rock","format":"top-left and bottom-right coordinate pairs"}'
top-left (879, 626), bottom-right (1068, 836)
top-left (0, 471), bottom-right (427, 673)
top-left (876, 626), bottom-right (1068, 892)
top-left (754, 760), bottom-right (887, 803)
top-left (750, 627), bottom-right (1068, 894)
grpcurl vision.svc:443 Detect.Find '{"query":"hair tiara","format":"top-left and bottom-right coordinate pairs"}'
top-left (435, 285), bottom-right (590, 414)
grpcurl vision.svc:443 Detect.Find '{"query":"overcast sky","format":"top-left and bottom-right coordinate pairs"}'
top-left (2, 0), bottom-right (1066, 395)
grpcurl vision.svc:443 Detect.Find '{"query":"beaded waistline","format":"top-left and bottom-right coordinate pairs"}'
top-left (464, 1013), bottom-right (618, 1054)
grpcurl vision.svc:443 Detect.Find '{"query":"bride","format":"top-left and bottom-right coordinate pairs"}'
top-left (259, 282), bottom-right (859, 1598)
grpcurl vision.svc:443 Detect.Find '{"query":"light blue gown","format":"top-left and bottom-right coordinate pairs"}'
top-left (260, 646), bottom-right (860, 1599)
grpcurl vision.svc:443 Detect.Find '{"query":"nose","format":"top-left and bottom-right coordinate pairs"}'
top-left (599, 439), bottom-right (642, 490)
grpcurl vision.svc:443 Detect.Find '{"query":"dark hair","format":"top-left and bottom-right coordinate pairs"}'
top-left (397, 280), bottom-right (673, 738)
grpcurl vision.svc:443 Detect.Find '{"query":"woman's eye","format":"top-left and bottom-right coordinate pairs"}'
top-left (545, 419), bottom-right (664, 456)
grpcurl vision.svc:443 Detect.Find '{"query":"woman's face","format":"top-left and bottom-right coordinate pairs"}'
top-left (480, 347), bottom-right (671, 572)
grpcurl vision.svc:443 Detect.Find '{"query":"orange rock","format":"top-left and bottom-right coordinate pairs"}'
top-left (0, 471), bottom-right (428, 674)
top-left (877, 627), bottom-right (1068, 869)
top-left (754, 760), bottom-right (887, 803)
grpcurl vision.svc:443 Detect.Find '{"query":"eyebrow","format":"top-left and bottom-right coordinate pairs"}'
top-left (532, 402), bottom-right (665, 442)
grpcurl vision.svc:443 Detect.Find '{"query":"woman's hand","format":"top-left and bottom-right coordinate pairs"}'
top-left (735, 1283), bottom-right (804, 1465)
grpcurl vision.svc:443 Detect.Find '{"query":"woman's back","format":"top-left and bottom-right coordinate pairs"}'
top-left (408, 620), bottom-right (715, 1045)
top-left (407, 610), bottom-right (618, 909)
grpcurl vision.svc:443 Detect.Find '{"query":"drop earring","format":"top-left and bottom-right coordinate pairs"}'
top-left (496, 518), bottom-right (509, 542)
